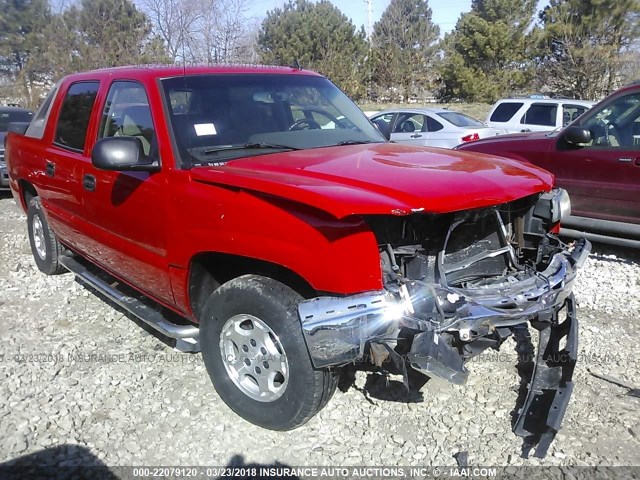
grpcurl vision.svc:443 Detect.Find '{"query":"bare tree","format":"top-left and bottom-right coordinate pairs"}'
top-left (186, 0), bottom-right (250, 63)
top-left (139, 0), bottom-right (198, 60)
top-left (215, 0), bottom-right (252, 62)
top-left (138, 0), bottom-right (252, 63)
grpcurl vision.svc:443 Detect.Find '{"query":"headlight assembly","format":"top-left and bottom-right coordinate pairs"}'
top-left (534, 188), bottom-right (571, 224)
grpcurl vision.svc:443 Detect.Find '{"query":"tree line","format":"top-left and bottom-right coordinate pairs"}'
top-left (1, 0), bottom-right (639, 108)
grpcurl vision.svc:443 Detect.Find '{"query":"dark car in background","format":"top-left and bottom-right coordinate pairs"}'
top-left (1, 106), bottom-right (34, 189)
top-left (458, 83), bottom-right (640, 249)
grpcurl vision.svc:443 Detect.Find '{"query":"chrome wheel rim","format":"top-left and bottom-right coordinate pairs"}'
top-left (32, 215), bottom-right (47, 260)
top-left (219, 314), bottom-right (289, 402)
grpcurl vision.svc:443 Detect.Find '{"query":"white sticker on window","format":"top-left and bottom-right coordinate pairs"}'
top-left (194, 123), bottom-right (217, 136)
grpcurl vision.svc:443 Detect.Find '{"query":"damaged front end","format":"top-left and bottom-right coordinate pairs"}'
top-left (298, 189), bottom-right (591, 458)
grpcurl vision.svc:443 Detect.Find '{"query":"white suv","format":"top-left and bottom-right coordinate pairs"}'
top-left (486, 97), bottom-right (595, 133)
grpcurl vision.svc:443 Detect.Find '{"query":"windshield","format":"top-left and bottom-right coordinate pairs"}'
top-left (0, 110), bottom-right (33, 132)
top-left (437, 111), bottom-right (485, 128)
top-left (161, 74), bottom-right (385, 166)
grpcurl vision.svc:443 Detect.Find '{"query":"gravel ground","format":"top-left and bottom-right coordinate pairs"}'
top-left (0, 192), bottom-right (639, 469)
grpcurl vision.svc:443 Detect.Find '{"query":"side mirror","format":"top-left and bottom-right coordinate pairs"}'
top-left (563, 126), bottom-right (591, 145)
top-left (372, 120), bottom-right (391, 141)
top-left (91, 137), bottom-right (160, 172)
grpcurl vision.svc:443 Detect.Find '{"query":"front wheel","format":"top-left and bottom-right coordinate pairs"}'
top-left (199, 275), bottom-right (336, 430)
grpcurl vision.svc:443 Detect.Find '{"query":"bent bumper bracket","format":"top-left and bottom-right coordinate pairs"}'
top-left (513, 294), bottom-right (578, 458)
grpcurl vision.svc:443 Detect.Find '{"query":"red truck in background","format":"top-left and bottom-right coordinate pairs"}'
top-left (457, 82), bottom-right (640, 249)
top-left (5, 65), bottom-right (590, 458)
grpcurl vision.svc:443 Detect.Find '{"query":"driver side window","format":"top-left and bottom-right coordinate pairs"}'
top-left (394, 113), bottom-right (425, 133)
top-left (99, 81), bottom-right (155, 156)
top-left (581, 93), bottom-right (640, 149)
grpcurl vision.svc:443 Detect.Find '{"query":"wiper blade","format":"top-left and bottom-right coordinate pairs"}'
top-left (335, 140), bottom-right (379, 146)
top-left (204, 142), bottom-right (300, 155)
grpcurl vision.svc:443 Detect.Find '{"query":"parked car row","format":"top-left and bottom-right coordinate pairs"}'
top-left (458, 84), bottom-right (640, 249)
top-left (368, 97), bottom-right (596, 151)
top-left (366, 88), bottom-right (637, 248)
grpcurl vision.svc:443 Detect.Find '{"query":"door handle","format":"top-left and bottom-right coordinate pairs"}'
top-left (410, 133), bottom-right (422, 138)
top-left (82, 174), bottom-right (96, 192)
top-left (45, 161), bottom-right (55, 177)
top-left (618, 158), bottom-right (640, 166)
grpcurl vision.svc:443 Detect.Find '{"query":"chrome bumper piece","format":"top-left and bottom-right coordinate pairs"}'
top-left (0, 161), bottom-right (8, 188)
top-left (298, 238), bottom-right (591, 370)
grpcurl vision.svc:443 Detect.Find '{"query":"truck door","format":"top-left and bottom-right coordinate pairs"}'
top-left (550, 91), bottom-right (640, 225)
top-left (81, 80), bottom-right (175, 305)
top-left (42, 81), bottom-right (100, 250)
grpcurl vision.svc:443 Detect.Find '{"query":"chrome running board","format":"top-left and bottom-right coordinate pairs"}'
top-left (59, 255), bottom-right (200, 352)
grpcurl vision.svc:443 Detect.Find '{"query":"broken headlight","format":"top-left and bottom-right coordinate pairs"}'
top-left (533, 188), bottom-right (571, 224)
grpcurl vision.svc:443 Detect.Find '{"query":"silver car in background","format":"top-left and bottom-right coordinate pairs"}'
top-left (370, 108), bottom-right (504, 149)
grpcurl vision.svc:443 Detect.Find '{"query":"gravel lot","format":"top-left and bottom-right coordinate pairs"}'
top-left (0, 191), bottom-right (639, 469)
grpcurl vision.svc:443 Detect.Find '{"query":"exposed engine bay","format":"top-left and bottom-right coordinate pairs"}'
top-left (298, 189), bottom-right (591, 458)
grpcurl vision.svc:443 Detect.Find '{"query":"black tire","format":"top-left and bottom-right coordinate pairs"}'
top-left (200, 274), bottom-right (337, 430)
top-left (27, 197), bottom-right (66, 275)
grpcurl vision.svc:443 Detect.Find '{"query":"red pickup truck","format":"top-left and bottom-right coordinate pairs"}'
top-left (5, 65), bottom-right (589, 457)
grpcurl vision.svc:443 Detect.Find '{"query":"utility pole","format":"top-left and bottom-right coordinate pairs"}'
top-left (366, 0), bottom-right (374, 103)
top-left (366, 0), bottom-right (373, 40)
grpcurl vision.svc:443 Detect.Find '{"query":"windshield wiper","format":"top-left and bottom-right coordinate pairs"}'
top-left (334, 140), bottom-right (381, 146)
top-left (204, 142), bottom-right (300, 155)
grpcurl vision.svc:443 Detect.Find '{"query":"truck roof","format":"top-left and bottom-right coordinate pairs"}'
top-left (62, 64), bottom-right (323, 82)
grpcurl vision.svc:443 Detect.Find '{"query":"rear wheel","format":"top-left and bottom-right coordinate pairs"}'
top-left (27, 197), bottom-right (66, 275)
top-left (200, 274), bottom-right (336, 430)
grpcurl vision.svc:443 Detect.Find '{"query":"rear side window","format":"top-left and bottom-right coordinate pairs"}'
top-left (426, 116), bottom-right (444, 132)
top-left (489, 102), bottom-right (523, 122)
top-left (437, 111), bottom-right (484, 127)
top-left (54, 82), bottom-right (100, 151)
top-left (25, 85), bottom-right (58, 139)
top-left (521, 103), bottom-right (557, 127)
top-left (562, 104), bottom-right (588, 126)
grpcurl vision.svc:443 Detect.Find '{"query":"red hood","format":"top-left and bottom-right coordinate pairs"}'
top-left (190, 143), bottom-right (554, 219)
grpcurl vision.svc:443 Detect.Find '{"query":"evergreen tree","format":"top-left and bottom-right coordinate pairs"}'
top-left (438, 0), bottom-right (538, 102)
top-left (77, 0), bottom-right (155, 68)
top-left (257, 0), bottom-right (369, 99)
top-left (0, 0), bottom-right (50, 105)
top-left (537, 0), bottom-right (640, 99)
top-left (0, 0), bottom-right (170, 106)
top-left (372, 0), bottom-right (440, 101)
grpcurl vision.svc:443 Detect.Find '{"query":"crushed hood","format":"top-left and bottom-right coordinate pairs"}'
top-left (190, 143), bottom-right (554, 219)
